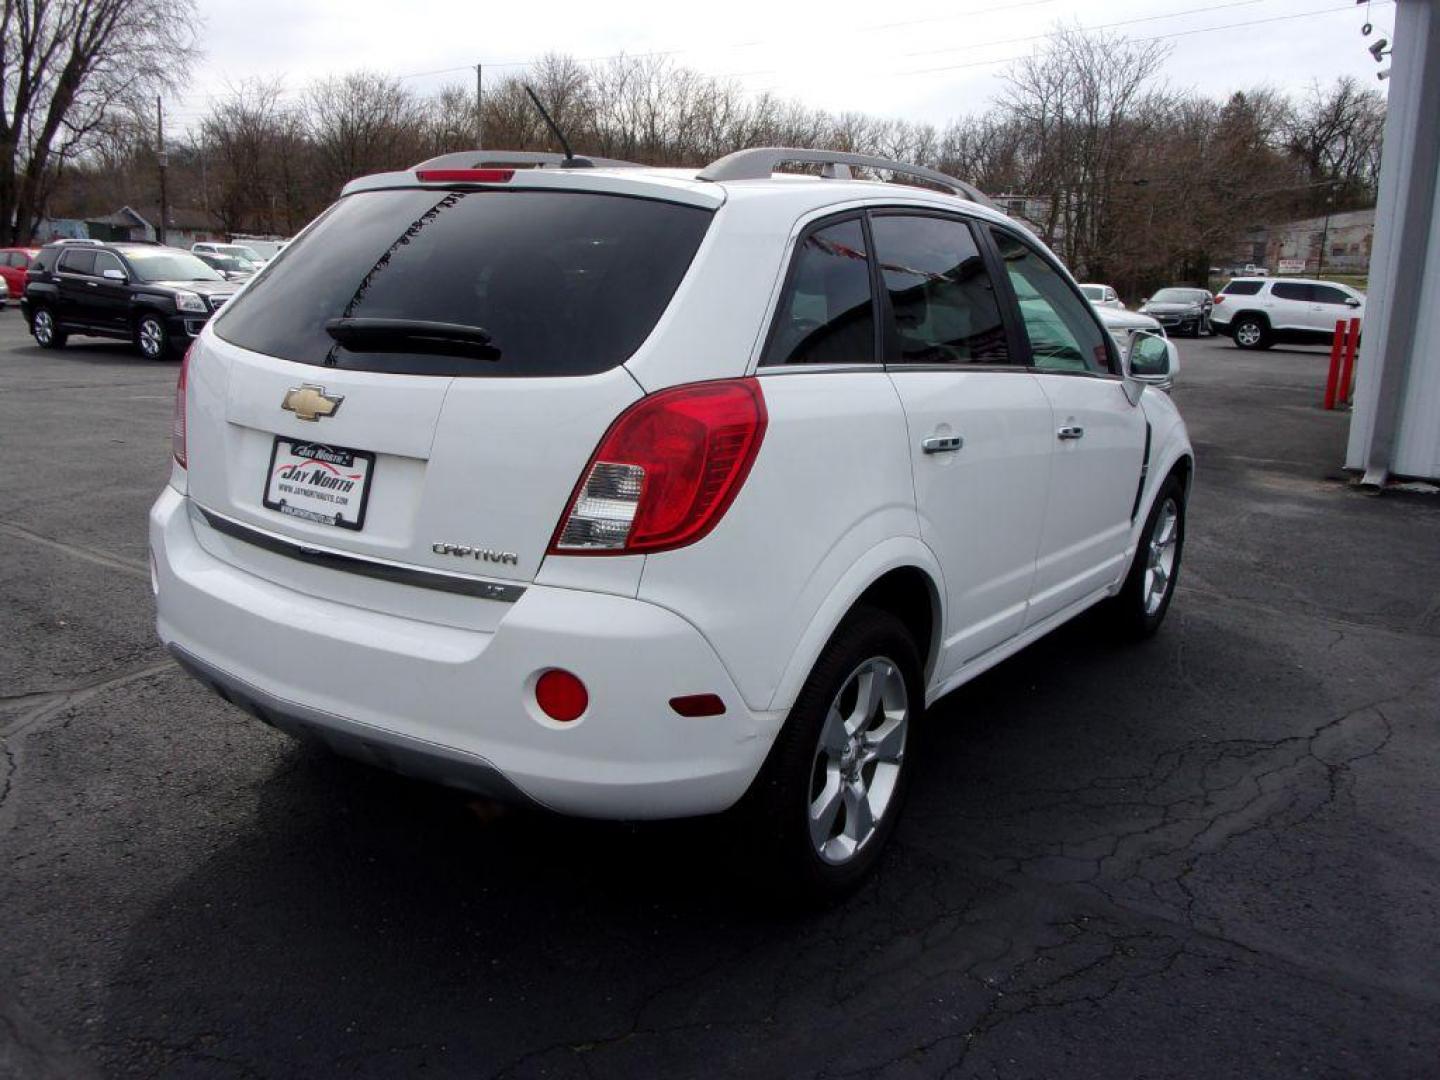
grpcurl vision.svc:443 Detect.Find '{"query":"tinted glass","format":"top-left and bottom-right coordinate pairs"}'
top-left (1271, 282), bottom-right (1310, 301)
top-left (1222, 279), bottom-right (1264, 295)
top-left (58, 249), bottom-right (96, 275)
top-left (217, 189), bottom-right (712, 378)
top-left (870, 214), bottom-right (1009, 365)
top-left (93, 252), bottom-right (124, 278)
top-left (763, 218), bottom-right (875, 366)
top-left (33, 248), bottom-right (58, 274)
top-left (1311, 284), bottom-right (1351, 305)
top-left (990, 229), bottom-right (1111, 374)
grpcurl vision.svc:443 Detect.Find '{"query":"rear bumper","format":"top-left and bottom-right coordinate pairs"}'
top-left (149, 486), bottom-right (780, 819)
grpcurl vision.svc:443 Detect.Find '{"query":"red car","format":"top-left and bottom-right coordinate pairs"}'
top-left (0, 247), bottom-right (39, 300)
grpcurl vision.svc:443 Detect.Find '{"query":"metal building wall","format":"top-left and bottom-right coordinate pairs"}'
top-left (1346, 0), bottom-right (1440, 483)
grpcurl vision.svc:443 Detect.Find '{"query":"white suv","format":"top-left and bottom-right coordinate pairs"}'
top-left (1211, 276), bottom-right (1364, 349)
top-left (150, 148), bottom-right (1193, 900)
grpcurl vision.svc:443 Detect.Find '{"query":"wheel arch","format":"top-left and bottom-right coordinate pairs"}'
top-left (766, 537), bottom-right (945, 714)
top-left (1229, 308), bottom-right (1270, 330)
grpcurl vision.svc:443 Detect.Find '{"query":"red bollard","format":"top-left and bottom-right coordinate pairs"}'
top-left (1324, 320), bottom-right (1345, 410)
top-left (1339, 317), bottom-right (1361, 406)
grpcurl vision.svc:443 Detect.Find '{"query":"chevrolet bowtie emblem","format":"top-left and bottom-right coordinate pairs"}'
top-left (281, 384), bottom-right (343, 422)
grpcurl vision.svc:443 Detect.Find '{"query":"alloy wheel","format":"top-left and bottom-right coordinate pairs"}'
top-left (139, 318), bottom-right (165, 359)
top-left (1144, 497), bottom-right (1180, 616)
top-left (1236, 322), bottom-right (1262, 347)
top-left (808, 656), bottom-right (908, 865)
top-left (33, 309), bottom-right (53, 345)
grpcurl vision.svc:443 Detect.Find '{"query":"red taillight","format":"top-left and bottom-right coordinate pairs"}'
top-left (550, 379), bottom-right (767, 555)
top-left (535, 669), bottom-right (588, 723)
top-left (415, 168), bottom-right (514, 184)
top-left (172, 343), bottom-right (192, 467)
top-left (1213, 295), bottom-right (1225, 304)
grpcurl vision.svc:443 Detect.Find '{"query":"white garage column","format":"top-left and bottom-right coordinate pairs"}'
top-left (1346, 0), bottom-right (1440, 484)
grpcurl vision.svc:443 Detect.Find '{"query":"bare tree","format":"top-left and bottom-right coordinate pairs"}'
top-left (0, 0), bottom-right (198, 241)
top-left (306, 71), bottom-right (425, 196)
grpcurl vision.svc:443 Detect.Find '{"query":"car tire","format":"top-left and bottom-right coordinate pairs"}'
top-left (1232, 316), bottom-right (1271, 350)
top-left (31, 305), bottom-right (66, 349)
top-left (1110, 474), bottom-right (1186, 638)
top-left (135, 313), bottom-right (171, 361)
top-left (742, 606), bottom-right (922, 906)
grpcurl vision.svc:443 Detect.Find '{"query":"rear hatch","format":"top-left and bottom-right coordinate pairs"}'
top-left (183, 178), bottom-right (716, 617)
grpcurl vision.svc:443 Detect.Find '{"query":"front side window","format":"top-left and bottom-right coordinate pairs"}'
top-left (870, 214), bottom-right (1009, 365)
top-left (763, 217), bottom-right (875, 366)
top-left (1311, 284), bottom-right (1352, 306)
top-left (990, 229), bottom-right (1111, 374)
top-left (93, 252), bottom-right (124, 278)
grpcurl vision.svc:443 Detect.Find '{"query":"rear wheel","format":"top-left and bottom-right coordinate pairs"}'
top-left (742, 606), bottom-right (921, 906)
top-left (1232, 316), bottom-right (1270, 350)
top-left (135, 313), bottom-right (171, 360)
top-left (31, 306), bottom-right (66, 349)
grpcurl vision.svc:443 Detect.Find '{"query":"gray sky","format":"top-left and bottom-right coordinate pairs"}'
top-left (169, 0), bottom-right (1394, 132)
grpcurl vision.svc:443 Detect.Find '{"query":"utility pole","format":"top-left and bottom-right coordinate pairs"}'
top-left (156, 96), bottom-right (169, 246)
top-left (475, 63), bottom-right (484, 149)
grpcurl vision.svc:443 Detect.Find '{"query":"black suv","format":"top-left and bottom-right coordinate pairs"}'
top-left (22, 241), bottom-right (237, 360)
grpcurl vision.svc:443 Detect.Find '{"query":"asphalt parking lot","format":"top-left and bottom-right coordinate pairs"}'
top-left (2, 312), bottom-right (1438, 1079)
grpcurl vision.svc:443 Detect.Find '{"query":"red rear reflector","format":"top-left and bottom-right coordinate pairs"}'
top-left (172, 343), bottom-right (192, 467)
top-left (669, 694), bottom-right (726, 717)
top-left (1213, 295), bottom-right (1225, 303)
top-left (415, 168), bottom-right (514, 184)
top-left (535, 669), bottom-right (588, 723)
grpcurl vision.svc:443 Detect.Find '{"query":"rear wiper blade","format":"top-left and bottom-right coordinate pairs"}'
top-left (324, 317), bottom-right (500, 359)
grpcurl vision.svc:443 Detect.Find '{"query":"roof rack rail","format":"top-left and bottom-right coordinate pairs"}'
top-left (696, 147), bottom-right (998, 210)
top-left (412, 150), bottom-right (642, 172)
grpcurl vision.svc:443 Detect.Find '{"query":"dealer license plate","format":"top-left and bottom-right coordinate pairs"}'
top-left (262, 438), bottom-right (375, 530)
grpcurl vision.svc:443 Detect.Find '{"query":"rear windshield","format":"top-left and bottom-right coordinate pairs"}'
top-left (214, 188), bottom-right (714, 377)
top-left (1221, 279), bottom-right (1264, 295)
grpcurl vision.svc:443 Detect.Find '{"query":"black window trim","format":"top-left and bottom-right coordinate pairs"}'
top-left (982, 223), bottom-right (1123, 380)
top-left (865, 206), bottom-right (1028, 374)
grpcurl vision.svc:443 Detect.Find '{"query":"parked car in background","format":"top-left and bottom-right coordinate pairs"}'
top-left (229, 236), bottom-right (288, 261)
top-left (194, 251), bottom-right (258, 282)
top-left (151, 146), bottom-right (1193, 902)
top-left (1079, 283), bottom-right (1125, 309)
top-left (1139, 287), bottom-right (1213, 337)
top-left (1210, 277), bottom-right (1365, 350)
top-left (192, 241), bottom-right (268, 268)
top-left (0, 247), bottom-right (39, 298)
top-left (0, 275), bottom-right (9, 309)
top-left (22, 242), bottom-right (236, 359)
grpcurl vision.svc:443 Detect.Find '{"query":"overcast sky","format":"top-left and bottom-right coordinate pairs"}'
top-left (168, 0), bottom-right (1394, 133)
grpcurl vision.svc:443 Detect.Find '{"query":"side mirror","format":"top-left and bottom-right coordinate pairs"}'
top-left (102, 268), bottom-right (126, 282)
top-left (1345, 297), bottom-right (1362, 307)
top-left (1125, 330), bottom-right (1178, 392)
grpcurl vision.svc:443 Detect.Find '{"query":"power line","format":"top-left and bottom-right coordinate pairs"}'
top-left (898, 0), bottom-right (1394, 75)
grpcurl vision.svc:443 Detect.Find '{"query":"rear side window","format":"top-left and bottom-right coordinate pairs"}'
top-left (989, 228), bottom-right (1111, 374)
top-left (869, 214), bottom-right (1010, 365)
top-left (215, 189), bottom-right (713, 378)
top-left (1271, 282), bottom-right (1310, 302)
top-left (1221, 279), bottom-right (1264, 296)
top-left (763, 218), bottom-right (875, 365)
top-left (58, 249), bottom-right (97, 275)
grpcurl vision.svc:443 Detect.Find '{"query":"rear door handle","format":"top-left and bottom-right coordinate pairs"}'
top-left (1057, 426), bottom-right (1085, 441)
top-left (921, 435), bottom-right (964, 454)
